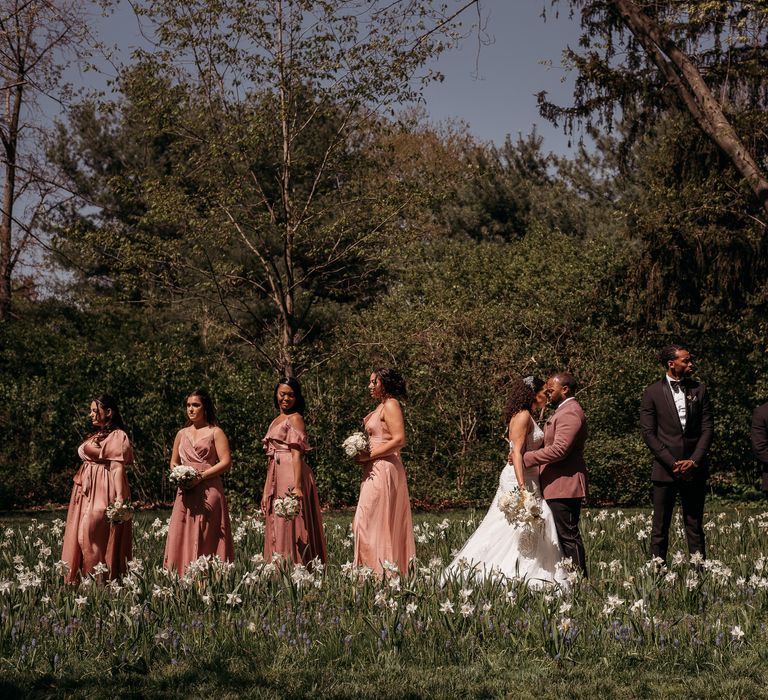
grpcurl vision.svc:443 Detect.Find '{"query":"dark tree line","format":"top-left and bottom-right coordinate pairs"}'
top-left (1, 1), bottom-right (767, 508)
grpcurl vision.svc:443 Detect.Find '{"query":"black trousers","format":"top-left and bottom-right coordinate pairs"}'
top-left (547, 497), bottom-right (587, 577)
top-left (651, 479), bottom-right (706, 564)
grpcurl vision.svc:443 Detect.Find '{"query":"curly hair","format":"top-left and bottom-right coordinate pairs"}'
top-left (503, 377), bottom-right (544, 424)
top-left (273, 377), bottom-right (306, 416)
top-left (373, 367), bottom-right (407, 400)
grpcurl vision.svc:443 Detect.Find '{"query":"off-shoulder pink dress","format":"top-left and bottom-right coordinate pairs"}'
top-left (353, 405), bottom-right (416, 575)
top-left (262, 419), bottom-right (327, 566)
top-left (163, 427), bottom-right (234, 574)
top-left (61, 429), bottom-right (133, 583)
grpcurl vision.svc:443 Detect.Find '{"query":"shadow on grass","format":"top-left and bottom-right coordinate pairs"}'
top-left (6, 654), bottom-right (768, 700)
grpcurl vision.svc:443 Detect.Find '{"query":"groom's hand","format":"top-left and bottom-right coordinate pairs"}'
top-left (673, 459), bottom-right (696, 480)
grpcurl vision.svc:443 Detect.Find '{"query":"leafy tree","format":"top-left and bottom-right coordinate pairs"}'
top-left (539, 0), bottom-right (768, 217)
top-left (50, 0), bottom-right (462, 375)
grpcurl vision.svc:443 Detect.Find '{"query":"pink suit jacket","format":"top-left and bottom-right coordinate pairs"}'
top-left (523, 398), bottom-right (588, 500)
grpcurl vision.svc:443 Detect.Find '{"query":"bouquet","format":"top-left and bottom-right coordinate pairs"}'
top-left (105, 499), bottom-right (134, 524)
top-left (498, 485), bottom-right (543, 526)
top-left (341, 431), bottom-right (369, 458)
top-left (169, 464), bottom-right (199, 488)
top-left (274, 489), bottom-right (301, 521)
top-left (498, 485), bottom-right (544, 556)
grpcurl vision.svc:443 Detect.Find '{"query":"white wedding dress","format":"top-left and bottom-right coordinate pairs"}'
top-left (443, 417), bottom-right (569, 590)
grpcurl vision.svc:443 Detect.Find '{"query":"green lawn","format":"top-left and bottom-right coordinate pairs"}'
top-left (3, 506), bottom-right (768, 698)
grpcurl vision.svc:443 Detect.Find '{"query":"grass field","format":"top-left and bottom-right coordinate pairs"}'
top-left (2, 506), bottom-right (768, 698)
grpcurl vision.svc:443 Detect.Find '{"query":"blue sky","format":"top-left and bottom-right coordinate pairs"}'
top-left (80, 1), bottom-right (584, 155)
top-left (422, 1), bottom-right (584, 154)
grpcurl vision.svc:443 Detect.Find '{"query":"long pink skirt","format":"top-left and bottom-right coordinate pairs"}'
top-left (163, 475), bottom-right (234, 575)
top-left (353, 454), bottom-right (415, 575)
top-left (264, 456), bottom-right (327, 566)
top-left (61, 463), bottom-right (131, 583)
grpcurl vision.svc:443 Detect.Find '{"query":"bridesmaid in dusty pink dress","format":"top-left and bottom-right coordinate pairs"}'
top-left (353, 368), bottom-right (416, 576)
top-left (163, 389), bottom-right (234, 574)
top-left (261, 377), bottom-right (327, 566)
top-left (61, 394), bottom-right (133, 583)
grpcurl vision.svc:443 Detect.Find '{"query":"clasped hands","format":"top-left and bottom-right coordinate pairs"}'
top-left (673, 459), bottom-right (696, 480)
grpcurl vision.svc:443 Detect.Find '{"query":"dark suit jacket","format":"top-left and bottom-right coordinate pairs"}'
top-left (639, 377), bottom-right (713, 483)
top-left (751, 401), bottom-right (768, 491)
top-left (523, 398), bottom-right (588, 499)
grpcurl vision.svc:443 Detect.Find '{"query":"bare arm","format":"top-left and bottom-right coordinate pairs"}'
top-left (111, 462), bottom-right (128, 502)
top-left (508, 411), bottom-right (531, 489)
top-left (357, 399), bottom-right (406, 462)
top-left (170, 431), bottom-right (182, 469)
top-left (288, 413), bottom-right (306, 498)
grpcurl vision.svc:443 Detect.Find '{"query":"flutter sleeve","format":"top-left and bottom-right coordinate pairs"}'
top-left (99, 429), bottom-right (135, 464)
top-left (283, 423), bottom-right (311, 453)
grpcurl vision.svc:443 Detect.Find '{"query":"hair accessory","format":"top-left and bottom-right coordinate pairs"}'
top-left (523, 376), bottom-right (535, 389)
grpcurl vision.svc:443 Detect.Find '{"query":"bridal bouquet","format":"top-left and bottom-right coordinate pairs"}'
top-left (498, 486), bottom-right (544, 556)
top-left (169, 464), bottom-right (199, 488)
top-left (498, 486), bottom-right (543, 527)
top-left (274, 489), bottom-right (301, 521)
top-left (341, 431), bottom-right (369, 458)
top-left (105, 499), bottom-right (134, 524)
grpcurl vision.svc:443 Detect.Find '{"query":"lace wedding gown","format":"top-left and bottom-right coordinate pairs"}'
top-left (443, 417), bottom-right (569, 589)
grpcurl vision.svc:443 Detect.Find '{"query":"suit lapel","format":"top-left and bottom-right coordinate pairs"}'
top-left (661, 379), bottom-right (684, 433)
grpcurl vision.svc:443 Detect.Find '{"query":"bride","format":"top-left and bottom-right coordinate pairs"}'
top-left (443, 376), bottom-right (568, 589)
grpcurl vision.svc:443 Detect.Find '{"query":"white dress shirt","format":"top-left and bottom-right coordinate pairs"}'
top-left (666, 374), bottom-right (687, 430)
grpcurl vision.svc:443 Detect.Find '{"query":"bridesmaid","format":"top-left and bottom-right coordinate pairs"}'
top-left (261, 377), bottom-right (327, 566)
top-left (163, 389), bottom-right (234, 574)
top-left (61, 394), bottom-right (133, 583)
top-left (353, 368), bottom-right (416, 576)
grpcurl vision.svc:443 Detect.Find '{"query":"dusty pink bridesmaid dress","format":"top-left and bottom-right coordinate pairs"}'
top-left (61, 429), bottom-right (133, 583)
top-left (262, 420), bottom-right (327, 566)
top-left (163, 427), bottom-right (234, 574)
top-left (353, 405), bottom-right (416, 575)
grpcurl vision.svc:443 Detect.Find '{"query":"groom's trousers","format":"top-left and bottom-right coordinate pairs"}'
top-left (547, 497), bottom-right (587, 578)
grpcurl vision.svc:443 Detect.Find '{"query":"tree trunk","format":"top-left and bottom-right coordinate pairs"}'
top-left (612, 0), bottom-right (768, 218)
top-left (0, 81), bottom-right (23, 321)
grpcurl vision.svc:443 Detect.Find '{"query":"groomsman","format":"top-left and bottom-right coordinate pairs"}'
top-left (523, 373), bottom-right (588, 577)
top-left (639, 345), bottom-right (713, 565)
top-left (751, 400), bottom-right (768, 493)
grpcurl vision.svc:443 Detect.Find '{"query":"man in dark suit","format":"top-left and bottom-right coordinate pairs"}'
top-left (639, 345), bottom-right (714, 565)
top-left (751, 401), bottom-right (768, 492)
top-left (524, 372), bottom-right (588, 577)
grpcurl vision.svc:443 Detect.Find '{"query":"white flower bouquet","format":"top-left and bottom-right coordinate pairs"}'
top-left (105, 499), bottom-right (135, 524)
top-left (169, 464), bottom-right (199, 488)
top-left (498, 485), bottom-right (544, 556)
top-left (498, 486), bottom-right (543, 526)
top-left (341, 431), bottom-right (369, 458)
top-left (274, 490), bottom-right (301, 521)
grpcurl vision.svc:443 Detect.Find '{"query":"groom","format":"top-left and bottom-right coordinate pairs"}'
top-left (523, 373), bottom-right (588, 577)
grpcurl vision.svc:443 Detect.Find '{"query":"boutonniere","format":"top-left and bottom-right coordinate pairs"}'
top-left (686, 393), bottom-right (698, 403)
